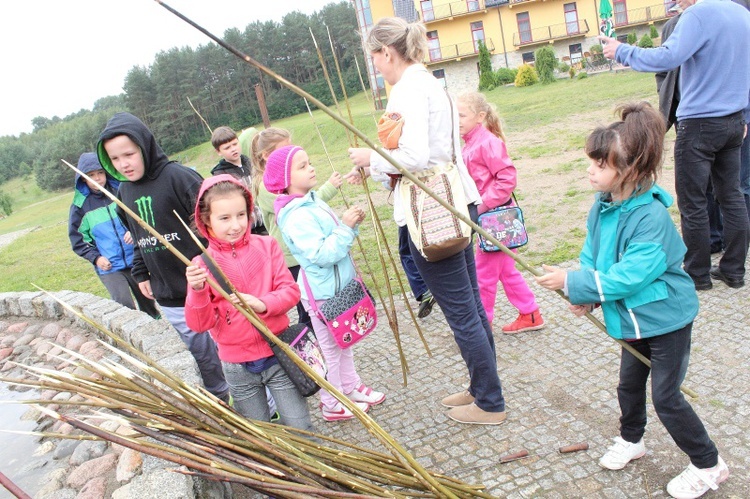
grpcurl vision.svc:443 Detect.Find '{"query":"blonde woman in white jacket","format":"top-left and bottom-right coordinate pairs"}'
top-left (346, 17), bottom-right (507, 425)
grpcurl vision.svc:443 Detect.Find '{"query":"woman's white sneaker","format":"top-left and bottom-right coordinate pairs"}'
top-left (598, 436), bottom-right (646, 470)
top-left (666, 456), bottom-right (729, 499)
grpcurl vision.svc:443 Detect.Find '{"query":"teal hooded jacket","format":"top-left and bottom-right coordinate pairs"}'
top-left (567, 184), bottom-right (699, 340)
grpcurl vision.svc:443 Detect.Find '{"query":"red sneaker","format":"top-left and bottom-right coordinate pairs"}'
top-left (502, 310), bottom-right (545, 334)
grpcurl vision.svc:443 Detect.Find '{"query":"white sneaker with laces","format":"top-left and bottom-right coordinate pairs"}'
top-left (347, 384), bottom-right (386, 405)
top-left (666, 456), bottom-right (729, 499)
top-left (598, 436), bottom-right (646, 470)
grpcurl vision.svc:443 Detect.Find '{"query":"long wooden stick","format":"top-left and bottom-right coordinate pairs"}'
top-left (151, 1), bottom-right (699, 400)
top-left (66, 149), bottom-right (455, 497)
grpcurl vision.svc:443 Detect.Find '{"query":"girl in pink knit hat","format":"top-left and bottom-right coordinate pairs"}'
top-left (264, 145), bottom-right (386, 422)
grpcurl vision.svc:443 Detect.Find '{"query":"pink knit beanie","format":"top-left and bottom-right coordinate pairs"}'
top-left (263, 145), bottom-right (303, 194)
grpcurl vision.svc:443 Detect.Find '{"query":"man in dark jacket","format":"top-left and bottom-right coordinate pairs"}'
top-left (68, 152), bottom-right (159, 318)
top-left (97, 113), bottom-right (229, 401)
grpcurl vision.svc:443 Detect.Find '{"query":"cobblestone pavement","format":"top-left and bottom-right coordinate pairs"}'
top-left (308, 257), bottom-right (750, 498)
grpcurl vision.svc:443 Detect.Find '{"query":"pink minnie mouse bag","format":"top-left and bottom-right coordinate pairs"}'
top-left (302, 265), bottom-right (377, 349)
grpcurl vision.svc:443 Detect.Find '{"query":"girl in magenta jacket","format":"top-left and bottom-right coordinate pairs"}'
top-left (457, 92), bottom-right (544, 334)
top-left (185, 174), bottom-right (313, 431)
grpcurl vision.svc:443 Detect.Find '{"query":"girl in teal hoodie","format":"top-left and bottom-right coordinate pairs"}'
top-left (536, 102), bottom-right (728, 499)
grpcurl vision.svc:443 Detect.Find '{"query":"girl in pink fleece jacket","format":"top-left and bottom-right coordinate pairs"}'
top-left (457, 92), bottom-right (544, 334)
top-left (185, 174), bottom-right (313, 431)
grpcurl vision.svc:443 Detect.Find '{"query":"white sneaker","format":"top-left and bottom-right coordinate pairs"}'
top-left (347, 383), bottom-right (386, 406)
top-left (321, 401), bottom-right (369, 422)
top-left (598, 436), bottom-right (646, 470)
top-left (666, 456), bottom-right (729, 499)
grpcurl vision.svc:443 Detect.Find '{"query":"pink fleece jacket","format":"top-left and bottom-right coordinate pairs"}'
top-left (461, 123), bottom-right (517, 214)
top-left (185, 175), bottom-right (300, 363)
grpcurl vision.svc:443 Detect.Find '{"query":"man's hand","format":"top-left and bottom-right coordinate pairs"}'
top-left (597, 36), bottom-right (621, 60)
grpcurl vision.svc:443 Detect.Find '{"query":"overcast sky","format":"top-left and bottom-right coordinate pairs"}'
top-left (0, 0), bottom-right (338, 137)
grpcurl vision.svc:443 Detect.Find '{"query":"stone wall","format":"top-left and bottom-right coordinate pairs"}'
top-left (0, 291), bottom-right (230, 499)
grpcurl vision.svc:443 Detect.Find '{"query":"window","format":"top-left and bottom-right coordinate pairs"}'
top-left (564, 3), bottom-right (580, 35)
top-left (432, 69), bottom-right (447, 88)
top-left (614, 0), bottom-right (628, 26)
top-left (427, 30), bottom-right (442, 61)
top-left (517, 12), bottom-right (532, 44)
top-left (616, 34), bottom-right (629, 43)
top-left (421, 0), bottom-right (435, 21)
top-left (522, 51), bottom-right (535, 64)
top-left (467, 0), bottom-right (480, 11)
top-left (471, 21), bottom-right (485, 52)
top-left (569, 43), bottom-right (583, 63)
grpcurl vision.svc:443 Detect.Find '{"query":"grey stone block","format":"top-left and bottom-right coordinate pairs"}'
top-left (32, 293), bottom-right (64, 319)
top-left (157, 350), bottom-right (202, 388)
top-left (83, 299), bottom-right (123, 324)
top-left (140, 328), bottom-right (187, 361)
top-left (18, 291), bottom-right (43, 316)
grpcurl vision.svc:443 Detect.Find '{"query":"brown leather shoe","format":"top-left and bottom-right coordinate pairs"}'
top-left (446, 403), bottom-right (506, 425)
top-left (440, 390), bottom-right (475, 408)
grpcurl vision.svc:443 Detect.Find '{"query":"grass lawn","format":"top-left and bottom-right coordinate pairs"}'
top-left (0, 70), bottom-right (661, 297)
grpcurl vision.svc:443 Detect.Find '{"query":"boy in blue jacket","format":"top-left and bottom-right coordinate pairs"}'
top-left (68, 152), bottom-right (159, 318)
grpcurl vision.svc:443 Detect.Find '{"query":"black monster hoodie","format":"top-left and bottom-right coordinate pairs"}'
top-left (97, 113), bottom-right (204, 307)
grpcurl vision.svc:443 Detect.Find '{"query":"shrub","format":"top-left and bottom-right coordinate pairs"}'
top-left (495, 67), bottom-right (518, 85)
top-left (514, 64), bottom-right (539, 87)
top-left (558, 62), bottom-right (570, 74)
top-left (638, 34), bottom-right (654, 48)
top-left (576, 71), bottom-right (588, 79)
top-left (534, 46), bottom-right (557, 84)
top-left (569, 66), bottom-right (576, 79)
top-left (477, 40), bottom-right (496, 91)
top-left (650, 25), bottom-right (658, 39)
top-left (627, 31), bottom-right (638, 45)
top-left (588, 44), bottom-right (607, 66)
top-left (0, 191), bottom-right (13, 216)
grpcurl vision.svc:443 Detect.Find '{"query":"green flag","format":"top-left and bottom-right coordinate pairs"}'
top-left (599, 0), bottom-right (615, 38)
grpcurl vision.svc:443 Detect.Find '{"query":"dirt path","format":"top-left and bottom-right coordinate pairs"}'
top-left (0, 228), bottom-right (36, 252)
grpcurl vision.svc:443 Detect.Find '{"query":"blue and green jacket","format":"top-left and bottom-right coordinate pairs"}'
top-left (567, 184), bottom-right (699, 340)
top-left (68, 152), bottom-right (132, 275)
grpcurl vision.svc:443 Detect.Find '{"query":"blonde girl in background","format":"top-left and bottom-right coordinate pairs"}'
top-left (456, 91), bottom-right (544, 334)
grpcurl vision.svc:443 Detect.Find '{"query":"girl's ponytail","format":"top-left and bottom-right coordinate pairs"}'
top-left (457, 92), bottom-right (506, 142)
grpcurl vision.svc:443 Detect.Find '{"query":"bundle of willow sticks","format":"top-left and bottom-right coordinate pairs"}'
top-left (0, 299), bottom-right (491, 499)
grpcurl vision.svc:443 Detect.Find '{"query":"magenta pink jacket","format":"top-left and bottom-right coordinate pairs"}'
top-left (185, 175), bottom-right (300, 363)
top-left (461, 123), bottom-right (517, 214)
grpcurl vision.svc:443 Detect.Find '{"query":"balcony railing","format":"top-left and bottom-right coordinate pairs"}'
top-left (614, 3), bottom-right (674, 28)
top-left (507, 0), bottom-right (541, 7)
top-left (422, 0), bottom-right (486, 23)
top-left (426, 38), bottom-right (495, 64)
top-left (513, 19), bottom-right (589, 47)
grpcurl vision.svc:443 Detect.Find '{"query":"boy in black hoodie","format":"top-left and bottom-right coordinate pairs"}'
top-left (97, 112), bottom-right (230, 401)
top-left (210, 126), bottom-right (267, 234)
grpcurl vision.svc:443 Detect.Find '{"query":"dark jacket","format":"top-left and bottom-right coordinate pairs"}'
top-left (96, 112), bottom-right (204, 307)
top-left (655, 14), bottom-right (682, 131)
top-left (211, 154), bottom-right (266, 232)
top-left (68, 152), bottom-right (132, 275)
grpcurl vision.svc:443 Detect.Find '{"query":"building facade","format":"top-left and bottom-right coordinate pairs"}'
top-left (353, 0), bottom-right (676, 97)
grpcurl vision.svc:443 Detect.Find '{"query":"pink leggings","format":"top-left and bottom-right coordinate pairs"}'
top-left (474, 244), bottom-right (539, 324)
top-left (303, 298), bottom-right (362, 410)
